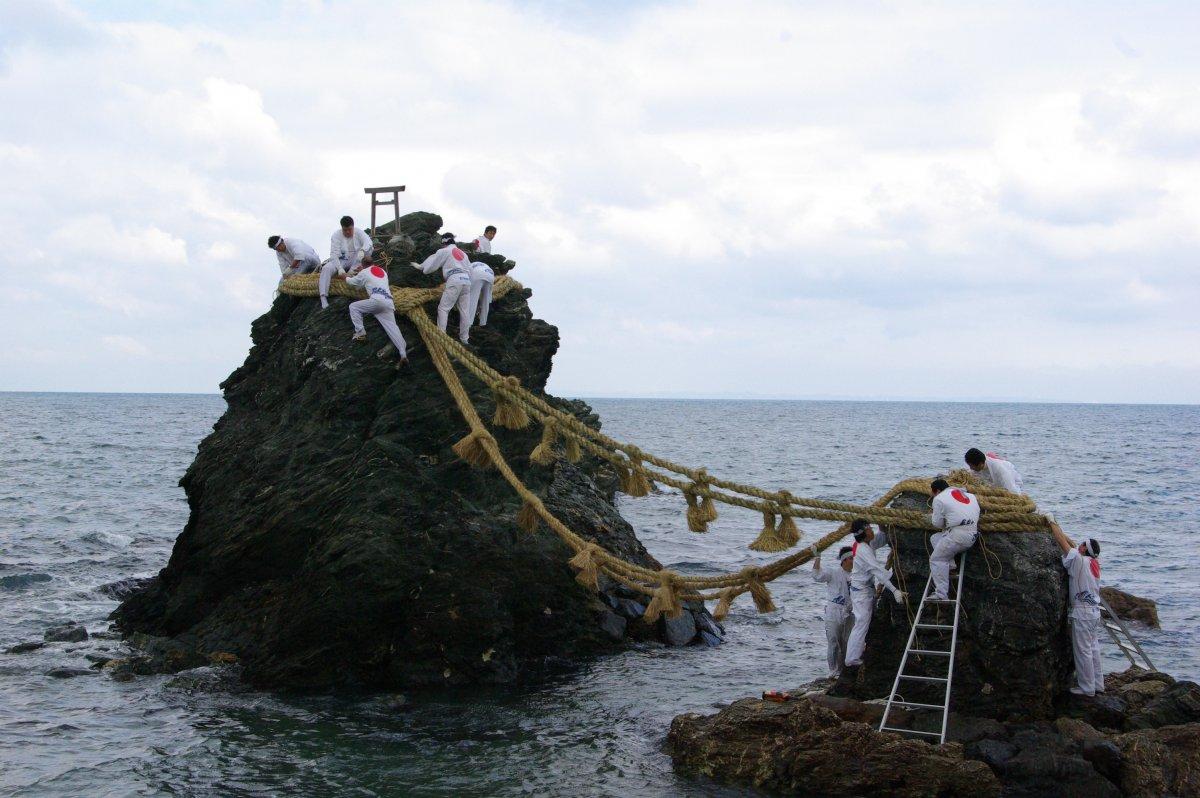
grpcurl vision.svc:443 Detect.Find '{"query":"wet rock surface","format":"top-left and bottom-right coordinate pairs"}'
top-left (44, 622), bottom-right (88, 643)
top-left (112, 211), bottom-right (712, 691)
top-left (1101, 586), bottom-right (1161, 629)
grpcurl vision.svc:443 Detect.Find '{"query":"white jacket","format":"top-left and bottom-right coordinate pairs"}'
top-left (982, 454), bottom-right (1024, 494)
top-left (330, 228), bottom-right (373, 270)
top-left (931, 487), bottom-right (980, 535)
top-left (470, 262), bottom-right (495, 287)
top-left (418, 244), bottom-right (473, 283)
top-left (813, 566), bottom-right (851, 613)
top-left (850, 539), bottom-right (897, 594)
top-left (346, 264), bottom-right (393, 301)
top-left (276, 237), bottom-right (320, 274)
top-left (473, 233), bottom-right (492, 253)
top-left (1062, 548), bottom-right (1102, 619)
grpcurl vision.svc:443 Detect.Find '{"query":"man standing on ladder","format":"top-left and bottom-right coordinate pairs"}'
top-left (929, 478), bottom-right (980, 601)
top-left (1049, 520), bottom-right (1105, 696)
top-left (845, 520), bottom-right (905, 670)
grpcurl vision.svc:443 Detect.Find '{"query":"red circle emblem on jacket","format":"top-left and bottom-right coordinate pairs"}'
top-left (370, 266), bottom-right (386, 278)
top-left (951, 489), bottom-right (970, 504)
top-left (452, 247), bottom-right (465, 261)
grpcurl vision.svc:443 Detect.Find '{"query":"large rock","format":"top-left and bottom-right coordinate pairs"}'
top-left (667, 696), bottom-right (1001, 796)
top-left (1114, 723), bottom-right (1200, 797)
top-left (1100, 586), bottom-right (1161, 629)
top-left (831, 491), bottom-right (1072, 720)
top-left (113, 214), bottom-right (707, 690)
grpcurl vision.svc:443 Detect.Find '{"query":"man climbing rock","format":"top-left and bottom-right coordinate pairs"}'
top-left (469, 260), bottom-right (495, 327)
top-left (845, 520), bottom-right (904, 669)
top-left (415, 232), bottom-right (473, 344)
top-left (812, 545), bottom-right (854, 678)
top-left (345, 262), bottom-right (408, 366)
top-left (965, 448), bottom-right (1024, 494)
top-left (472, 225), bottom-right (497, 253)
top-left (269, 235), bottom-right (320, 280)
top-left (929, 478), bottom-right (980, 600)
top-left (320, 216), bottom-right (373, 309)
top-left (1049, 520), bottom-right (1104, 696)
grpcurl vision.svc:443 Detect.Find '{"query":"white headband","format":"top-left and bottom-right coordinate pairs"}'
top-left (1084, 539), bottom-right (1098, 557)
top-left (838, 550), bottom-right (854, 563)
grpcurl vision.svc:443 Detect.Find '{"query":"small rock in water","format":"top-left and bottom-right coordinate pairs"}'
top-left (46, 667), bottom-right (97, 679)
top-left (597, 609), bottom-right (627, 641)
top-left (663, 611), bottom-right (697, 647)
top-left (6, 641), bottom-right (46, 654)
top-left (96, 577), bottom-right (155, 601)
top-left (0, 573), bottom-right (52, 590)
top-left (44, 623), bottom-right (88, 643)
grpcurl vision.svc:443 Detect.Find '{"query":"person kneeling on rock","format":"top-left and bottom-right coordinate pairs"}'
top-left (929, 478), bottom-right (980, 600)
top-left (845, 519), bottom-right (905, 669)
top-left (346, 261), bottom-right (408, 366)
top-left (812, 545), bottom-right (854, 678)
top-left (1049, 519), bottom-right (1105, 696)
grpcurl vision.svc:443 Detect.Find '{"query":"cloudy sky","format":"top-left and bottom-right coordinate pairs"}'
top-left (2, 1), bottom-right (1198, 402)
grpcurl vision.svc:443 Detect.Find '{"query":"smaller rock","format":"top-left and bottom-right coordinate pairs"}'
top-left (5, 641), bottom-right (45, 654)
top-left (1099, 586), bottom-right (1160, 628)
top-left (1081, 738), bottom-right (1122, 780)
top-left (1065, 692), bottom-right (1128, 730)
top-left (698, 631), bottom-right (721, 647)
top-left (96, 577), bottom-right (155, 602)
top-left (43, 623), bottom-right (88, 643)
top-left (85, 654), bottom-right (112, 668)
top-left (696, 612), bottom-right (724, 640)
top-left (597, 609), bottom-right (627, 641)
top-left (1054, 716), bottom-right (1107, 743)
top-left (610, 597), bottom-right (646, 620)
top-left (46, 667), bottom-right (97, 679)
top-left (662, 611), bottom-right (697, 647)
top-left (965, 738), bottom-right (1018, 770)
top-left (948, 714), bottom-right (1008, 744)
top-left (0, 573), bottom-right (52, 590)
top-left (1127, 680), bottom-right (1200, 730)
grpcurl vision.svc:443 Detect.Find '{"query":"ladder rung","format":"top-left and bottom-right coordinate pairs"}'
top-left (899, 674), bottom-right (948, 683)
top-left (881, 726), bottom-right (943, 738)
top-left (910, 649), bottom-right (952, 656)
top-left (1118, 643), bottom-right (1138, 652)
top-left (924, 598), bottom-right (956, 604)
top-left (916, 623), bottom-right (954, 630)
top-left (888, 700), bottom-right (945, 710)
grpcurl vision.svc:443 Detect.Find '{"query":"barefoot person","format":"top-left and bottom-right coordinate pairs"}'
top-left (1049, 520), bottom-right (1104, 696)
top-left (320, 216), bottom-right (373, 309)
top-left (965, 448), bottom-right (1024, 495)
top-left (416, 233), bottom-right (473, 344)
top-left (812, 545), bottom-right (855, 678)
top-left (928, 478), bottom-right (980, 600)
top-left (844, 520), bottom-right (905, 669)
top-left (346, 263), bottom-right (408, 365)
top-left (269, 235), bottom-right (320, 280)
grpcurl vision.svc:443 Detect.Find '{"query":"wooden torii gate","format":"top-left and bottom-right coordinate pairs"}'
top-left (364, 185), bottom-right (405, 236)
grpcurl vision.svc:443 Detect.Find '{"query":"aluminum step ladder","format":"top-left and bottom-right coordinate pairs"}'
top-left (878, 553), bottom-right (966, 744)
top-left (1099, 595), bottom-right (1156, 671)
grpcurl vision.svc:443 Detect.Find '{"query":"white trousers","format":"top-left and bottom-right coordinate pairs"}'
top-left (824, 606), bottom-right (852, 677)
top-left (319, 257), bottom-right (363, 306)
top-left (845, 587), bottom-right (875, 666)
top-left (1070, 615), bottom-right (1104, 695)
top-left (930, 527), bottom-right (976, 599)
top-left (349, 296), bottom-right (407, 359)
top-left (470, 280), bottom-right (494, 325)
top-left (438, 278), bottom-right (473, 343)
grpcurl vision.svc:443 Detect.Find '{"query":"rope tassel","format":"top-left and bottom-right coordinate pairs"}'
top-left (695, 469), bottom-right (719, 523)
top-left (748, 508), bottom-right (789, 552)
top-left (742, 567), bottom-right (776, 614)
top-left (562, 434), bottom-right (582, 463)
top-left (621, 455), bottom-right (652, 497)
top-left (516, 499), bottom-right (541, 533)
top-left (643, 571), bottom-right (682, 623)
top-left (774, 491), bottom-right (801, 547)
top-left (713, 588), bottom-right (735, 621)
top-left (567, 543), bottom-right (603, 591)
top-left (684, 490), bottom-right (708, 533)
top-left (529, 420), bottom-right (558, 466)
top-left (491, 376), bottom-right (530, 430)
top-left (452, 431), bottom-right (494, 469)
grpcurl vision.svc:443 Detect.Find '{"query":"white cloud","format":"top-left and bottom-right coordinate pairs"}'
top-left (0, 0), bottom-right (1198, 401)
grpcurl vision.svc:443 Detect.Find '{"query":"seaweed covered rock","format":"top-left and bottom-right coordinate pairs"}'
top-left (113, 212), bottom-right (712, 691)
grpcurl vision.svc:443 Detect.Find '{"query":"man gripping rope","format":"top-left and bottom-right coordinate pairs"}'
top-left (268, 235), bottom-right (320, 280)
top-left (929, 478), bottom-right (980, 601)
top-left (1049, 520), bottom-right (1105, 696)
top-left (844, 520), bottom-right (905, 669)
top-left (416, 233), bottom-right (473, 344)
top-left (965, 448), bottom-right (1025, 495)
top-left (320, 216), bottom-right (374, 309)
top-left (345, 262), bottom-right (408, 365)
top-left (812, 545), bottom-right (855, 678)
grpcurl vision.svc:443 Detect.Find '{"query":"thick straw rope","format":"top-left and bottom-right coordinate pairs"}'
top-left (279, 272), bottom-right (1051, 620)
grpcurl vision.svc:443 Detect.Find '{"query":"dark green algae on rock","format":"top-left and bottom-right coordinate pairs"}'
top-left (113, 211), bottom-right (711, 691)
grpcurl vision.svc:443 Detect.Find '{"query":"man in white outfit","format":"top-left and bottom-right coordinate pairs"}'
top-left (345, 263), bottom-right (408, 364)
top-left (965, 448), bottom-right (1024, 494)
top-left (269, 235), bottom-right (321, 279)
top-left (812, 545), bottom-right (855, 678)
top-left (472, 225), bottom-right (497, 253)
top-left (416, 233), bottom-right (473, 344)
top-left (469, 261), bottom-right (495, 326)
top-left (1050, 520), bottom-right (1104, 696)
top-left (320, 216), bottom-right (374, 309)
top-left (928, 478), bottom-right (980, 601)
top-left (845, 519), bottom-right (905, 668)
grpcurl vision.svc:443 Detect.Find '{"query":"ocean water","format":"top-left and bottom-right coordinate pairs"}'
top-left (1, 392), bottom-right (1198, 797)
